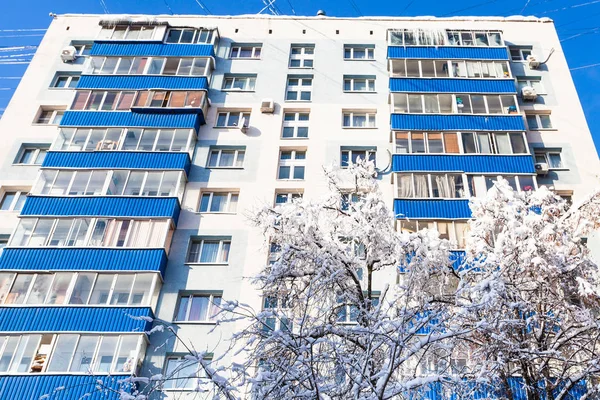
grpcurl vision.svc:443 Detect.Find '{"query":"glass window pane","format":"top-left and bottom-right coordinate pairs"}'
top-left (142, 172), bottom-right (162, 196)
top-left (510, 133), bottom-right (527, 154)
top-left (495, 134), bottom-right (512, 154)
top-left (130, 274), bottom-right (153, 305)
top-left (200, 241), bottom-right (219, 263)
top-left (189, 296), bottom-right (209, 321)
top-left (159, 171), bottom-right (179, 196)
top-left (30, 219), bottom-right (54, 246)
top-left (115, 336), bottom-right (138, 373)
top-left (47, 334), bottom-right (78, 372)
top-left (0, 337), bottom-right (19, 372)
top-left (25, 274), bottom-right (52, 304)
top-left (539, 115), bottom-right (552, 129)
top-left (89, 275), bottom-right (114, 305)
top-left (95, 336), bottom-right (118, 373)
top-left (219, 151), bottom-right (235, 167)
top-left (549, 154), bottom-right (563, 168)
top-left (110, 275), bottom-right (134, 305)
top-left (70, 336), bottom-right (99, 372)
top-left (68, 171), bottom-right (91, 195)
top-left (46, 273), bottom-right (73, 305)
top-left (69, 273), bottom-right (96, 304)
top-left (527, 115), bottom-right (539, 130)
top-left (123, 172), bottom-right (145, 196)
top-left (48, 219), bottom-right (73, 246)
top-left (122, 129), bottom-right (142, 150)
top-left (10, 335), bottom-right (41, 373)
top-left (5, 274), bottom-right (33, 304)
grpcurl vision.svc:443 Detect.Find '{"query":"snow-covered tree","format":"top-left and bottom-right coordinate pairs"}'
top-left (457, 178), bottom-right (600, 400)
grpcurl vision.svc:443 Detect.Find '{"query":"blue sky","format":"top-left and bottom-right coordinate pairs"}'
top-left (1, 0), bottom-right (599, 153)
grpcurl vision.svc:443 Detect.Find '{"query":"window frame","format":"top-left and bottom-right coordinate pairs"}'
top-left (343, 45), bottom-right (375, 60)
top-left (262, 295), bottom-right (293, 332)
top-left (395, 173), bottom-right (468, 199)
top-left (15, 146), bottom-right (48, 165)
top-left (186, 238), bottom-right (231, 265)
top-left (281, 111), bottom-right (310, 139)
top-left (289, 45), bottom-right (315, 68)
top-left (98, 25), bottom-right (156, 41)
top-left (174, 293), bottom-right (222, 323)
top-left (526, 113), bottom-right (553, 130)
top-left (391, 93), bottom-right (519, 115)
top-left (34, 108), bottom-right (65, 125)
top-left (285, 76), bottom-right (313, 102)
top-left (343, 76), bottom-right (376, 93)
top-left (206, 148), bottom-right (246, 169)
top-left (342, 111), bottom-right (376, 128)
top-left (229, 44), bottom-right (262, 59)
top-left (0, 190), bottom-right (26, 212)
top-left (221, 75), bottom-right (257, 92)
top-left (398, 219), bottom-right (471, 249)
top-left (162, 354), bottom-right (212, 391)
top-left (274, 191), bottom-right (303, 206)
top-left (510, 47), bottom-right (533, 61)
top-left (51, 74), bottom-right (80, 89)
top-left (534, 150), bottom-right (566, 170)
top-left (340, 148), bottom-right (376, 168)
top-left (198, 191), bottom-right (239, 214)
top-left (517, 77), bottom-right (546, 95)
top-left (214, 111), bottom-right (251, 128)
top-left (164, 28), bottom-right (215, 44)
top-left (277, 149), bottom-right (306, 180)
top-left (85, 56), bottom-right (212, 77)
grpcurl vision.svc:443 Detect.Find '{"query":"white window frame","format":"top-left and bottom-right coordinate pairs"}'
top-left (535, 150), bottom-right (565, 170)
top-left (35, 109), bottom-right (64, 125)
top-left (274, 191), bottom-right (303, 205)
top-left (289, 45), bottom-right (314, 68)
top-left (340, 149), bottom-right (376, 168)
top-left (337, 295), bottom-right (379, 324)
top-left (342, 111), bottom-right (376, 128)
top-left (445, 30), bottom-right (504, 47)
top-left (398, 220), bottom-right (471, 249)
top-left (207, 148), bottom-right (245, 168)
top-left (394, 131), bottom-right (460, 154)
top-left (186, 238), bottom-right (231, 264)
top-left (277, 149), bottom-right (306, 180)
top-left (165, 28), bottom-right (214, 44)
top-left (391, 93), bottom-right (519, 115)
top-left (162, 355), bottom-right (212, 391)
top-left (15, 146), bottom-right (48, 165)
top-left (51, 74), bottom-right (80, 89)
top-left (222, 75), bottom-right (256, 91)
top-left (229, 45), bottom-right (262, 59)
top-left (468, 174), bottom-right (538, 197)
top-left (344, 45), bottom-right (375, 60)
top-left (98, 25), bottom-right (156, 40)
top-left (395, 173), bottom-right (468, 199)
top-left (262, 295), bottom-right (293, 332)
top-left (281, 111), bottom-right (310, 138)
top-left (526, 113), bottom-right (553, 130)
top-left (174, 294), bottom-right (222, 322)
top-left (214, 111), bottom-right (251, 128)
top-left (0, 190), bottom-right (26, 212)
top-left (285, 77), bottom-right (313, 102)
top-left (199, 191), bottom-right (239, 213)
top-left (343, 77), bottom-right (376, 92)
top-left (510, 47), bottom-right (533, 61)
top-left (73, 90), bottom-right (137, 111)
top-left (517, 78), bottom-right (546, 95)
top-left (86, 56), bottom-right (211, 77)
top-left (72, 43), bottom-right (92, 56)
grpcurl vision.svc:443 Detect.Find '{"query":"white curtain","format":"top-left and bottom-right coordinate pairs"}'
top-left (415, 175), bottom-right (429, 197)
top-left (397, 175), bottom-right (414, 198)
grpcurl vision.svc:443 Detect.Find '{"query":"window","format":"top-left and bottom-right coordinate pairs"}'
top-left (229, 44), bottom-right (261, 59)
top-left (207, 148), bottom-right (245, 168)
top-left (341, 148), bottom-right (376, 168)
top-left (282, 111), bottom-right (309, 138)
top-left (389, 29), bottom-right (446, 46)
top-left (391, 93), bottom-right (517, 115)
top-left (16, 146), bottom-right (48, 165)
top-left (165, 28), bottom-right (214, 44)
top-left (263, 295), bottom-right (292, 332)
top-left (394, 132), bottom-right (459, 154)
top-left (215, 110), bottom-right (250, 128)
top-left (342, 111), bottom-right (376, 128)
top-left (85, 56), bottom-right (210, 77)
top-left (275, 191), bottom-right (303, 205)
top-left (468, 175), bottom-right (536, 196)
top-left (517, 77), bottom-right (545, 95)
top-left (445, 30), bottom-right (503, 47)
top-left (52, 128), bottom-right (195, 153)
top-left (337, 296), bottom-right (379, 323)
top-left (0, 272), bottom-right (156, 307)
top-left (391, 59), bottom-right (510, 79)
top-left (51, 74), bottom-right (80, 89)
top-left (526, 113), bottom-right (553, 130)
top-left (396, 173), bottom-right (466, 199)
top-left (33, 170), bottom-right (185, 200)
top-left (398, 220), bottom-right (470, 248)
top-left (535, 150), bottom-right (564, 169)
top-left (70, 90), bottom-right (137, 111)
top-left (72, 43), bottom-right (92, 56)
top-left (344, 45), bottom-right (374, 60)
top-left (289, 45), bottom-right (314, 68)
top-left (0, 191), bottom-right (26, 211)
top-left (278, 150), bottom-right (306, 180)
top-left (98, 25), bottom-right (156, 40)
top-left (510, 47), bottom-right (533, 61)
top-left (10, 218), bottom-right (172, 249)
top-left (133, 90), bottom-right (207, 109)
top-left (343, 76), bottom-right (375, 92)
top-left (175, 294), bottom-right (221, 322)
top-left (199, 191), bottom-right (239, 213)
top-left (286, 76), bottom-right (312, 101)
top-left (0, 236), bottom-right (8, 256)
top-left (222, 75), bottom-right (256, 91)
top-left (341, 193), bottom-right (364, 211)
top-left (163, 355), bottom-right (211, 390)
top-left (35, 108), bottom-right (64, 125)
top-left (186, 238), bottom-right (231, 264)
top-left (461, 132), bottom-right (527, 155)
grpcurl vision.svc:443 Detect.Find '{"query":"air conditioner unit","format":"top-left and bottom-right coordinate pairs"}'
top-left (239, 117), bottom-right (249, 134)
top-left (61, 46), bottom-right (77, 62)
top-left (260, 98), bottom-right (275, 113)
top-left (527, 54), bottom-right (540, 69)
top-left (535, 162), bottom-right (549, 175)
top-left (521, 86), bottom-right (538, 101)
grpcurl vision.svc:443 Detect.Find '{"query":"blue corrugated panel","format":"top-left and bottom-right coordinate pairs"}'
top-left (0, 307), bottom-right (153, 332)
top-left (0, 375), bottom-right (131, 400)
top-left (42, 151), bottom-right (191, 174)
top-left (78, 75), bottom-right (209, 90)
top-left (22, 196), bottom-right (179, 220)
top-left (387, 46), bottom-right (509, 60)
top-left (0, 248), bottom-right (167, 275)
top-left (389, 78), bottom-right (516, 93)
top-left (392, 155), bottom-right (535, 173)
top-left (60, 111), bottom-right (204, 129)
top-left (394, 199), bottom-right (471, 219)
top-left (391, 114), bottom-right (525, 131)
top-left (91, 41), bottom-right (215, 57)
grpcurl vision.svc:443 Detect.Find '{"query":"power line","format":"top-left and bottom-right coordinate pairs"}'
top-left (193, 0), bottom-right (212, 14)
top-left (0, 29), bottom-right (46, 32)
top-left (440, 0), bottom-right (499, 17)
top-left (560, 27), bottom-right (600, 42)
top-left (571, 62), bottom-right (600, 71)
top-left (399, 0), bottom-right (417, 15)
top-left (99, 0), bottom-right (110, 13)
top-left (286, 0), bottom-right (296, 15)
top-left (0, 34), bottom-right (44, 38)
top-left (347, 0), bottom-right (363, 16)
top-left (541, 0), bottom-right (600, 14)
top-left (520, 0), bottom-right (533, 13)
top-left (163, 0), bottom-right (175, 15)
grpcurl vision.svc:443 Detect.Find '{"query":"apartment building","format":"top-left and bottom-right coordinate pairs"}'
top-left (0, 13), bottom-right (597, 398)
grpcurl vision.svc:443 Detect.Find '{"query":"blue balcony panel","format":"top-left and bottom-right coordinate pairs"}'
top-left (0, 248), bottom-right (167, 275)
top-left (60, 111), bottom-right (204, 129)
top-left (0, 375), bottom-right (131, 400)
top-left (392, 155), bottom-right (535, 173)
top-left (387, 46), bottom-right (509, 60)
top-left (91, 41), bottom-right (215, 57)
top-left (21, 196), bottom-right (180, 221)
top-left (394, 199), bottom-right (471, 219)
top-left (389, 78), bottom-right (516, 94)
top-left (78, 75), bottom-right (209, 90)
top-left (43, 151), bottom-right (191, 174)
top-left (391, 114), bottom-right (525, 132)
top-left (0, 306), bottom-right (153, 332)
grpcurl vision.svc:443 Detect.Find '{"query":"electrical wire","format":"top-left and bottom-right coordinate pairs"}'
top-left (560, 27), bottom-right (600, 42)
top-left (440, 0), bottom-right (500, 17)
top-left (0, 29), bottom-right (46, 32)
top-left (286, 0), bottom-right (296, 15)
top-left (399, 0), bottom-right (417, 15)
top-left (193, 0), bottom-right (212, 14)
top-left (347, 0), bottom-right (363, 16)
top-left (571, 62), bottom-right (600, 71)
top-left (541, 0), bottom-right (600, 14)
top-left (99, 0), bottom-right (110, 13)
top-left (520, 0), bottom-right (533, 13)
top-left (163, 0), bottom-right (175, 15)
